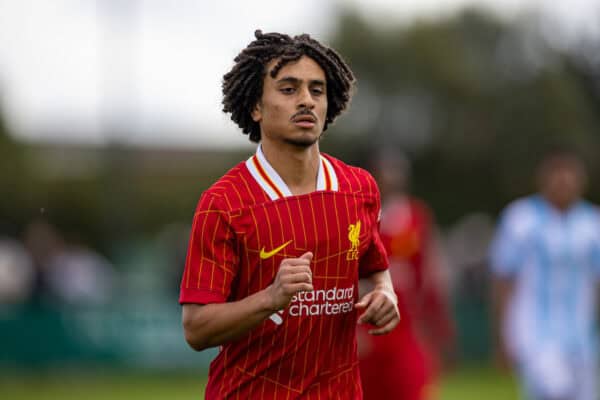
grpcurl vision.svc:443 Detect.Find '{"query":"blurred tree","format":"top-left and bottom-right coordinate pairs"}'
top-left (323, 8), bottom-right (600, 224)
top-left (3, 7), bottom-right (599, 254)
top-left (0, 96), bottom-right (32, 235)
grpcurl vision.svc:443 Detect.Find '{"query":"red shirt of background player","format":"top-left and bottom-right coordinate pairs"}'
top-left (358, 195), bottom-right (455, 400)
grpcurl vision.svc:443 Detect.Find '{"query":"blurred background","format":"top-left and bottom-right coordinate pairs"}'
top-left (1, 0), bottom-right (599, 398)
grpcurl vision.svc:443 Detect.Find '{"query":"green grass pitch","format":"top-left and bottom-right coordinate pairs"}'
top-left (1, 365), bottom-right (518, 399)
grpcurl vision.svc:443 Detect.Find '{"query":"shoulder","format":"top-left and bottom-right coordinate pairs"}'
top-left (573, 200), bottom-right (600, 234)
top-left (502, 196), bottom-right (539, 216)
top-left (321, 153), bottom-right (379, 196)
top-left (576, 200), bottom-right (600, 218)
top-left (406, 197), bottom-right (436, 225)
top-left (409, 197), bottom-right (432, 215)
top-left (197, 161), bottom-right (250, 212)
top-left (498, 196), bottom-right (540, 235)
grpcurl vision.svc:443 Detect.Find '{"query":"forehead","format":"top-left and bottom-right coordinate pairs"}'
top-left (266, 56), bottom-right (326, 81)
top-left (543, 157), bottom-right (584, 175)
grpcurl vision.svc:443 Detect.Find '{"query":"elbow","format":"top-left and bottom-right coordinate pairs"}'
top-left (182, 303), bottom-right (220, 351)
top-left (183, 318), bottom-right (210, 351)
top-left (184, 331), bottom-right (208, 352)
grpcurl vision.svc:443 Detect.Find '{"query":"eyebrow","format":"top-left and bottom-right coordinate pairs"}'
top-left (276, 76), bottom-right (326, 86)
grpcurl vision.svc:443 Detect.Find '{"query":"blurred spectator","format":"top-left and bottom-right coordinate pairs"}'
top-left (490, 148), bottom-right (600, 400)
top-left (24, 220), bottom-right (116, 307)
top-left (0, 238), bottom-right (35, 304)
top-left (358, 150), bottom-right (456, 400)
top-left (445, 212), bottom-right (495, 361)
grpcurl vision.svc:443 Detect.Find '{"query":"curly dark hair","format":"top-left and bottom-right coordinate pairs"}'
top-left (222, 30), bottom-right (356, 142)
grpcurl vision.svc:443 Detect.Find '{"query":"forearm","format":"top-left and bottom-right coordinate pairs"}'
top-left (182, 289), bottom-right (276, 351)
top-left (492, 277), bottom-right (514, 366)
top-left (492, 278), bottom-right (513, 332)
top-left (363, 269), bottom-right (395, 294)
top-left (183, 252), bottom-right (313, 350)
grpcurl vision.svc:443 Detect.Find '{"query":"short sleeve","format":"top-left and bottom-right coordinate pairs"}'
top-left (489, 203), bottom-right (531, 278)
top-left (179, 192), bottom-right (238, 304)
top-left (359, 178), bottom-right (389, 278)
top-left (589, 208), bottom-right (600, 278)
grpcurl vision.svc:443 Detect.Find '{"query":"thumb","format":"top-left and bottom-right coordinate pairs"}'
top-left (300, 252), bottom-right (313, 261)
top-left (355, 293), bottom-right (371, 309)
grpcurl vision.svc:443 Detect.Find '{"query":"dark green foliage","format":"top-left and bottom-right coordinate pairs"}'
top-left (323, 8), bottom-right (600, 224)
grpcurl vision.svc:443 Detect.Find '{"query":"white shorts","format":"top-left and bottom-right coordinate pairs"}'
top-left (518, 348), bottom-right (597, 400)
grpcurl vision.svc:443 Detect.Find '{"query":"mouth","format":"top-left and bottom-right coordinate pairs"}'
top-left (291, 114), bottom-right (317, 128)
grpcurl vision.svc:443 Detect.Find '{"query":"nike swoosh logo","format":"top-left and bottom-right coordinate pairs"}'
top-left (260, 240), bottom-right (293, 259)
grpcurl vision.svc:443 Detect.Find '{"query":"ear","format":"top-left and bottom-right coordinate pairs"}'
top-left (251, 101), bottom-right (262, 122)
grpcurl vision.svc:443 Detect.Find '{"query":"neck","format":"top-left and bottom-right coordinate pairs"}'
top-left (542, 192), bottom-right (577, 212)
top-left (384, 192), bottom-right (408, 204)
top-left (260, 140), bottom-right (320, 196)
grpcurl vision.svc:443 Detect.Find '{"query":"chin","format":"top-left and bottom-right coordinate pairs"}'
top-left (284, 131), bottom-right (321, 148)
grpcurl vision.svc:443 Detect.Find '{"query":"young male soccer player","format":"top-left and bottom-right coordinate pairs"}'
top-left (490, 149), bottom-right (600, 400)
top-left (179, 30), bottom-right (400, 399)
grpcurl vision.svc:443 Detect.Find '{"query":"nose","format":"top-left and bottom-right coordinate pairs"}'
top-left (297, 86), bottom-right (315, 110)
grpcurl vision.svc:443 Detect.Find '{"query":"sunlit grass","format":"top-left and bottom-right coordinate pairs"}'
top-left (1, 364), bottom-right (518, 400)
top-left (0, 370), bottom-right (206, 400)
top-left (440, 364), bottom-right (519, 400)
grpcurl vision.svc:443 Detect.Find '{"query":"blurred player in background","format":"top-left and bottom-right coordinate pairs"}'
top-left (358, 150), bottom-right (456, 400)
top-left (179, 30), bottom-right (399, 399)
top-left (490, 148), bottom-right (600, 400)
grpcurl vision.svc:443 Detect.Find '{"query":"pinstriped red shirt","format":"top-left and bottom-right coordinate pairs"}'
top-left (180, 147), bottom-right (388, 399)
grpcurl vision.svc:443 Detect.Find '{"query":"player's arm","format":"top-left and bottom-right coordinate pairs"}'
top-left (355, 269), bottom-right (400, 335)
top-left (182, 252), bottom-right (313, 351)
top-left (489, 205), bottom-right (524, 369)
top-left (491, 275), bottom-right (515, 369)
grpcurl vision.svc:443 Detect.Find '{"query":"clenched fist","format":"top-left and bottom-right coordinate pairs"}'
top-left (266, 252), bottom-right (314, 311)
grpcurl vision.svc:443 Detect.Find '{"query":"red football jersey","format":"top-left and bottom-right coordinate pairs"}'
top-left (180, 146), bottom-right (388, 399)
top-left (358, 196), bottom-right (454, 400)
top-left (380, 196), bottom-right (453, 349)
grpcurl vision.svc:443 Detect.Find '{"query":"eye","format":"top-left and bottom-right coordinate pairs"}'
top-left (311, 87), bottom-right (324, 96)
top-left (280, 87), bottom-right (295, 94)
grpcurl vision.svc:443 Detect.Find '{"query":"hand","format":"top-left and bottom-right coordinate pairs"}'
top-left (355, 286), bottom-right (400, 335)
top-left (266, 252), bottom-right (313, 311)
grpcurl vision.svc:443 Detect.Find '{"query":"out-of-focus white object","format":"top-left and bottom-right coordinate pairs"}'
top-left (0, 238), bottom-right (35, 304)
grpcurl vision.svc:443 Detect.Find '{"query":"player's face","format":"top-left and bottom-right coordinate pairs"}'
top-left (252, 56), bottom-right (327, 148)
top-left (541, 162), bottom-right (585, 210)
top-left (376, 159), bottom-right (409, 197)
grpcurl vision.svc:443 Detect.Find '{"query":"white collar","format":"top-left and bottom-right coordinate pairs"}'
top-left (245, 145), bottom-right (338, 200)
